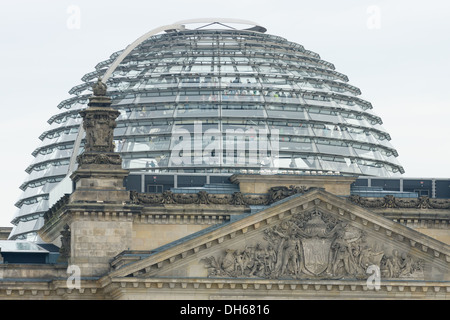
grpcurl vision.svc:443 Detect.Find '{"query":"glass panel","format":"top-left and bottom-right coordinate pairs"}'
top-left (270, 123), bottom-right (311, 136)
top-left (371, 179), bottom-right (400, 192)
top-left (353, 178), bottom-right (368, 187)
top-left (316, 142), bottom-right (352, 157)
top-left (141, 175), bottom-right (172, 191)
top-left (222, 90), bottom-right (263, 102)
top-left (125, 175), bottom-right (141, 192)
top-left (222, 105), bottom-right (266, 118)
top-left (266, 110), bottom-right (307, 120)
top-left (176, 105), bottom-right (219, 118)
top-left (435, 180), bottom-right (450, 198)
top-left (403, 179), bottom-right (432, 196)
top-left (178, 175), bottom-right (206, 188)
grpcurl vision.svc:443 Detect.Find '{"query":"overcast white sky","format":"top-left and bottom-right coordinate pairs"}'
top-left (0, 0), bottom-right (449, 227)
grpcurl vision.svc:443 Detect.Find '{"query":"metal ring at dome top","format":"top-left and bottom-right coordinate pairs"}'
top-left (171, 18), bottom-right (267, 33)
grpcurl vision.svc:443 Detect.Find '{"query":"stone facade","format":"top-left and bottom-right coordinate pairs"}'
top-left (1, 178), bottom-right (449, 300)
top-left (0, 82), bottom-right (449, 300)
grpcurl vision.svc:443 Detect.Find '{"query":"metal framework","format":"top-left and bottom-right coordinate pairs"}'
top-left (10, 20), bottom-right (404, 240)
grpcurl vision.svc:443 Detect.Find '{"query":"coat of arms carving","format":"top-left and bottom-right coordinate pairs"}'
top-left (202, 209), bottom-right (424, 280)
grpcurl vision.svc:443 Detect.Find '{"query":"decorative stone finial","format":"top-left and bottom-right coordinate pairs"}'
top-left (77, 75), bottom-right (121, 163)
top-left (92, 77), bottom-right (107, 96)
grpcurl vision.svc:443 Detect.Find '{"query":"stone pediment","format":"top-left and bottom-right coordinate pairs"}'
top-left (103, 189), bottom-right (450, 292)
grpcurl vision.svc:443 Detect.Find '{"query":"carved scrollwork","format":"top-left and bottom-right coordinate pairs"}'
top-left (242, 194), bottom-right (270, 206)
top-left (162, 191), bottom-right (176, 204)
top-left (130, 191), bottom-right (163, 204)
top-left (202, 210), bottom-right (425, 280)
top-left (348, 195), bottom-right (384, 208)
top-left (207, 194), bottom-right (234, 205)
top-left (427, 198), bottom-right (450, 209)
top-left (382, 195), bottom-right (398, 208)
top-left (349, 194), bottom-right (450, 210)
top-left (77, 153), bottom-right (122, 166)
top-left (268, 185), bottom-right (310, 204)
top-left (130, 189), bottom-right (271, 206)
top-left (129, 185), bottom-right (314, 206)
top-left (417, 196), bottom-right (432, 209)
top-left (197, 191), bottom-right (209, 204)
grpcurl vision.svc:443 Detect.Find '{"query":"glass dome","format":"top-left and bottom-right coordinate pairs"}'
top-left (10, 20), bottom-right (404, 240)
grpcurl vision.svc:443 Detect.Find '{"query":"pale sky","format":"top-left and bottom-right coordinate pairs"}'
top-left (0, 0), bottom-right (449, 227)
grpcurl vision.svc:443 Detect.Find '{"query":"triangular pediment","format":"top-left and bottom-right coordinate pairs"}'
top-left (103, 189), bottom-right (450, 285)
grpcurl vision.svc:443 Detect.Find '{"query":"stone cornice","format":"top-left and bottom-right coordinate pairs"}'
top-left (371, 208), bottom-right (450, 229)
top-left (105, 277), bottom-right (450, 299)
top-left (42, 188), bottom-right (450, 235)
top-left (0, 279), bottom-right (102, 299)
top-left (1, 276), bottom-right (448, 299)
top-left (39, 203), bottom-right (142, 242)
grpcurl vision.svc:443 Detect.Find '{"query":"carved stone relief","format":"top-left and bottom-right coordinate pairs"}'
top-left (76, 153), bottom-right (122, 166)
top-left (129, 185), bottom-right (312, 206)
top-left (349, 194), bottom-right (450, 209)
top-left (81, 111), bottom-right (119, 153)
top-left (202, 210), bottom-right (424, 280)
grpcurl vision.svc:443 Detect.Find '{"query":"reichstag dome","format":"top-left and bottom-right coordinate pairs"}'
top-left (10, 19), bottom-right (404, 240)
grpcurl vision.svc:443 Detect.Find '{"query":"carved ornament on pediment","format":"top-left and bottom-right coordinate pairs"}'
top-left (202, 210), bottom-right (425, 280)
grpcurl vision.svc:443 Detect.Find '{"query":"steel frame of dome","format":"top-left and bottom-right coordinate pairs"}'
top-left (9, 19), bottom-right (404, 240)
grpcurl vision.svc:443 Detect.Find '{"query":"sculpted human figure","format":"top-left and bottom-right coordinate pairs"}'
top-left (235, 250), bottom-right (246, 276)
top-left (330, 237), bottom-right (348, 275)
top-left (265, 244), bottom-right (277, 273)
top-left (282, 235), bottom-right (301, 276)
top-left (236, 245), bottom-right (256, 276)
top-left (221, 249), bottom-right (236, 274)
top-left (385, 250), bottom-right (402, 278)
top-left (249, 243), bottom-right (266, 277)
top-left (358, 245), bottom-right (384, 271)
top-left (399, 252), bottom-right (414, 277)
top-left (272, 226), bottom-right (303, 277)
top-left (329, 235), bottom-right (360, 277)
top-left (235, 248), bottom-right (253, 276)
top-left (59, 224), bottom-right (71, 260)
